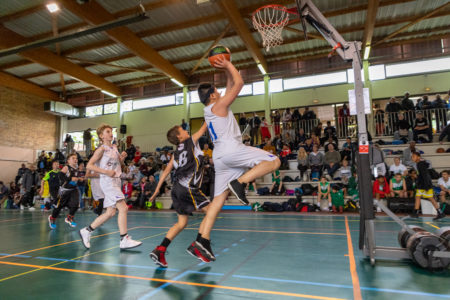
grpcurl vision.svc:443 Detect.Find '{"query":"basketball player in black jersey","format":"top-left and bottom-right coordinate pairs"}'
top-left (149, 123), bottom-right (211, 267)
top-left (48, 153), bottom-right (83, 229)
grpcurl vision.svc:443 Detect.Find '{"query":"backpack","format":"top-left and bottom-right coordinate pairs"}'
top-left (257, 187), bottom-right (270, 195)
top-left (301, 184), bottom-right (314, 196)
top-left (282, 201), bottom-right (293, 211)
top-left (285, 189), bottom-right (294, 196)
top-left (283, 176), bottom-right (294, 182)
top-left (345, 200), bottom-right (358, 212)
top-left (252, 202), bottom-right (264, 212)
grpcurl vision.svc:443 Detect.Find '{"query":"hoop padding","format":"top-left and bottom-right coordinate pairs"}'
top-left (252, 5), bottom-right (289, 51)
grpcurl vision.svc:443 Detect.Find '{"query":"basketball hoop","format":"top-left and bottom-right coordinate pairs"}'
top-left (252, 5), bottom-right (297, 51)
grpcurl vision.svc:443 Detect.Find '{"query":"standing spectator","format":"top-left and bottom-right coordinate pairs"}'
top-left (438, 170), bottom-right (450, 203)
top-left (203, 144), bottom-right (213, 159)
top-left (385, 97), bottom-right (402, 134)
top-left (439, 123), bottom-right (450, 143)
top-left (260, 117), bottom-right (271, 141)
top-left (390, 173), bottom-right (407, 198)
top-left (433, 94), bottom-right (448, 131)
top-left (402, 92), bottom-right (415, 127)
top-left (308, 144), bottom-right (324, 179)
top-left (55, 149), bottom-right (65, 165)
top-left (338, 104), bottom-right (350, 137)
top-left (389, 157), bottom-right (408, 176)
top-left (324, 144), bottom-right (341, 179)
top-left (64, 134), bottom-right (74, 155)
top-left (21, 164), bottom-right (39, 210)
top-left (302, 107), bottom-right (316, 135)
top-left (375, 105), bottom-right (386, 135)
top-left (16, 163), bottom-right (27, 185)
top-left (421, 95), bottom-right (433, 126)
top-left (83, 128), bottom-right (92, 157)
top-left (413, 111), bottom-right (433, 143)
top-left (263, 139), bottom-right (276, 155)
top-left (394, 113), bottom-right (413, 142)
top-left (297, 147), bottom-right (309, 181)
top-left (271, 110), bottom-right (281, 135)
top-left (292, 108), bottom-right (301, 132)
top-left (249, 112), bottom-right (261, 146)
top-left (239, 113), bottom-right (247, 133)
top-left (37, 151), bottom-right (47, 173)
top-left (282, 108), bottom-right (292, 124)
top-left (126, 144), bottom-right (136, 162)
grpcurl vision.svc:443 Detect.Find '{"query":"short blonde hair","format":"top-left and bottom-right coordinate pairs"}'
top-left (96, 124), bottom-right (112, 142)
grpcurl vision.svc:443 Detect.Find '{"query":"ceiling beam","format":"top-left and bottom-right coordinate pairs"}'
top-left (362, 0), bottom-right (380, 58)
top-left (0, 71), bottom-right (59, 100)
top-left (60, 0), bottom-right (188, 85)
top-left (0, 25), bottom-right (121, 96)
top-left (219, 0), bottom-right (268, 73)
top-left (0, 4), bottom-right (44, 23)
top-left (374, 2), bottom-right (450, 46)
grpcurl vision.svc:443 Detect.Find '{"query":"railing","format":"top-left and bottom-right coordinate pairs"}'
top-left (275, 119), bottom-right (320, 137)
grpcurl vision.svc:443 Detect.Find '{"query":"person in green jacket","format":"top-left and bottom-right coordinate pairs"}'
top-left (331, 185), bottom-right (345, 213)
top-left (347, 171), bottom-right (359, 201)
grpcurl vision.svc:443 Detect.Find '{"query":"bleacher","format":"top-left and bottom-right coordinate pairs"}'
top-left (154, 137), bottom-right (450, 210)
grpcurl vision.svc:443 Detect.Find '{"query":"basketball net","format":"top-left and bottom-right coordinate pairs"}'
top-left (252, 5), bottom-right (290, 51)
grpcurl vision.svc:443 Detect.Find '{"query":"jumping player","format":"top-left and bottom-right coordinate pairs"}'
top-left (191, 57), bottom-right (280, 261)
top-left (149, 123), bottom-right (210, 267)
top-left (79, 124), bottom-right (142, 250)
top-left (48, 153), bottom-right (81, 229)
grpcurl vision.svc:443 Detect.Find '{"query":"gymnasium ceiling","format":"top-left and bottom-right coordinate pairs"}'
top-left (0, 0), bottom-right (449, 102)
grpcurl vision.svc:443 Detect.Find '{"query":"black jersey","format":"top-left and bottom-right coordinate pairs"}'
top-left (416, 160), bottom-right (433, 190)
top-left (60, 165), bottom-right (80, 190)
top-left (173, 138), bottom-right (204, 188)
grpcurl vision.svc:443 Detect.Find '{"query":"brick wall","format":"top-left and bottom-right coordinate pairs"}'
top-left (0, 86), bottom-right (57, 150)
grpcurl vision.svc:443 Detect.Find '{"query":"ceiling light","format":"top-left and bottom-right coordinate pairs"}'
top-left (363, 46), bottom-right (371, 60)
top-left (101, 90), bottom-right (117, 97)
top-left (257, 63), bottom-right (267, 75)
top-left (46, 3), bottom-right (60, 13)
top-left (170, 78), bottom-right (184, 87)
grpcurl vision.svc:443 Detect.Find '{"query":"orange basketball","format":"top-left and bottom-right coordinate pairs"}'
top-left (208, 45), bottom-right (231, 67)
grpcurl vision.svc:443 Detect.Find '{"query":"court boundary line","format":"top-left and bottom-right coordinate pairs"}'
top-left (344, 216), bottom-right (362, 300)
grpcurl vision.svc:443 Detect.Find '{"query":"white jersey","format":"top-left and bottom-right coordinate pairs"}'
top-left (98, 144), bottom-right (122, 178)
top-left (204, 103), bottom-right (242, 159)
top-left (438, 177), bottom-right (450, 189)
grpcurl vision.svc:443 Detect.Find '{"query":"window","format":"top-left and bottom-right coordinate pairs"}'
top-left (239, 84), bottom-right (253, 96)
top-left (217, 88), bottom-right (226, 96)
top-left (368, 64), bottom-right (386, 81)
top-left (121, 100), bottom-right (133, 112)
top-left (283, 71), bottom-right (347, 90)
top-left (133, 95), bottom-right (175, 110)
top-left (346, 69), bottom-right (365, 83)
top-left (385, 57), bottom-right (450, 77)
top-left (85, 105), bottom-right (103, 117)
top-left (190, 91), bottom-right (200, 103)
top-left (269, 79), bottom-right (283, 93)
top-left (103, 103), bottom-right (118, 114)
top-left (176, 93), bottom-right (184, 105)
top-left (252, 81), bottom-right (265, 95)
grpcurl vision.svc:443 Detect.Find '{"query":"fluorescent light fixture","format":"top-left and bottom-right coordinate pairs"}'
top-left (170, 78), bottom-right (184, 87)
top-left (363, 46), bottom-right (371, 60)
top-left (46, 3), bottom-right (60, 13)
top-left (257, 63), bottom-right (267, 75)
top-left (101, 90), bottom-right (117, 97)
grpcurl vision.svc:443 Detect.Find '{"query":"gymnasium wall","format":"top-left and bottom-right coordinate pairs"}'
top-left (0, 86), bottom-right (57, 183)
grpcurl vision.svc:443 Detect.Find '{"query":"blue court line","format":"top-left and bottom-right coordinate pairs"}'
top-left (138, 270), bottom-right (190, 300)
top-left (2, 253), bottom-right (449, 298)
top-left (222, 248), bottom-right (229, 253)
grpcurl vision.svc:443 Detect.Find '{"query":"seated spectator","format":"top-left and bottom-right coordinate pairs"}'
top-left (313, 122), bottom-right (323, 139)
top-left (136, 177), bottom-right (152, 208)
top-left (272, 134), bottom-right (283, 153)
top-left (439, 123), bottom-right (450, 144)
top-left (318, 176), bottom-right (331, 211)
top-left (279, 144), bottom-right (292, 169)
top-left (334, 159), bottom-right (351, 184)
top-left (331, 185), bottom-right (344, 213)
top-left (370, 144), bottom-right (386, 177)
top-left (122, 179), bottom-right (133, 200)
top-left (297, 147), bottom-right (309, 180)
top-left (160, 150), bottom-right (171, 164)
top-left (203, 144), bottom-right (213, 159)
top-left (438, 170), bottom-right (450, 203)
top-left (413, 111), bottom-right (433, 143)
top-left (133, 146), bottom-right (142, 164)
top-left (295, 128), bottom-right (308, 148)
top-left (263, 138), bottom-right (276, 154)
top-left (308, 144), bottom-right (324, 180)
top-left (390, 173), bottom-right (407, 198)
top-left (389, 157), bottom-right (408, 177)
top-left (373, 176), bottom-right (390, 207)
top-left (7, 182), bottom-right (20, 209)
top-left (402, 141), bottom-right (420, 169)
top-left (0, 181), bottom-right (8, 208)
top-left (324, 144), bottom-right (341, 178)
top-left (405, 169), bottom-right (417, 198)
top-left (340, 137), bottom-right (353, 161)
top-left (323, 121), bottom-right (337, 144)
top-left (284, 131), bottom-right (295, 150)
top-left (270, 169), bottom-right (283, 195)
top-left (302, 138), bottom-right (314, 154)
top-left (394, 113), bottom-right (413, 143)
top-left (310, 133), bottom-right (321, 147)
top-left (324, 137), bottom-right (338, 153)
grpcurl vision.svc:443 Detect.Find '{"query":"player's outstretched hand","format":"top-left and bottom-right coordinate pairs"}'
top-left (120, 151), bottom-right (127, 159)
top-left (105, 170), bottom-right (115, 177)
top-left (213, 55), bottom-right (231, 69)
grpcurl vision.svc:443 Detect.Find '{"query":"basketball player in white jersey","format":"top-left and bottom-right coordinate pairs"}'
top-left (191, 57), bottom-right (280, 261)
top-left (79, 124), bottom-right (142, 250)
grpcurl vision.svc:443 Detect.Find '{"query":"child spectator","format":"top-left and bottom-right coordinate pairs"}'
top-left (280, 144), bottom-right (291, 169)
top-left (389, 173), bottom-right (407, 198)
top-left (348, 171), bottom-right (359, 201)
top-left (373, 175), bottom-right (390, 211)
top-left (133, 146), bottom-right (142, 164)
top-left (438, 170), bottom-right (450, 203)
top-left (270, 169), bottom-right (283, 195)
top-left (389, 157), bottom-right (408, 177)
top-left (318, 176), bottom-right (331, 211)
top-left (331, 185), bottom-right (344, 213)
top-left (297, 147), bottom-right (309, 181)
top-left (340, 137), bottom-right (353, 161)
top-left (122, 179), bottom-right (133, 200)
top-left (262, 138), bottom-right (276, 155)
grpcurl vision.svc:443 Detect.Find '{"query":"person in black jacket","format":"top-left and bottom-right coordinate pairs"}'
top-left (439, 123), bottom-right (450, 143)
top-left (413, 111), bottom-right (433, 143)
top-left (385, 97), bottom-right (402, 133)
top-left (433, 94), bottom-right (448, 131)
top-left (410, 152), bottom-right (445, 220)
top-left (249, 112), bottom-right (261, 146)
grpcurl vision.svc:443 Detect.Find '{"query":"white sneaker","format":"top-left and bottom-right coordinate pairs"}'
top-left (79, 228), bottom-right (91, 249)
top-left (20, 205), bottom-right (24, 210)
top-left (29, 207), bottom-right (35, 211)
top-left (119, 235), bottom-right (142, 250)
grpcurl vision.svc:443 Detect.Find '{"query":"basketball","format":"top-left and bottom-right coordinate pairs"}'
top-left (208, 45), bottom-right (231, 67)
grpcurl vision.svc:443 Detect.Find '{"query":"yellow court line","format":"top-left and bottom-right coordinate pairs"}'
top-left (425, 222), bottom-right (441, 230)
top-left (0, 226), bottom-right (141, 260)
top-left (0, 260), bottom-right (345, 300)
top-left (0, 231), bottom-right (167, 283)
top-left (344, 216), bottom-right (362, 300)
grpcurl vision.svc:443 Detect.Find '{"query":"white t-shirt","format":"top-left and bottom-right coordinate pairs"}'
top-left (438, 177), bottom-right (450, 189)
top-left (389, 163), bottom-right (407, 175)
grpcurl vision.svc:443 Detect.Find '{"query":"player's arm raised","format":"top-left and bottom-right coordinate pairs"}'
top-left (86, 147), bottom-right (115, 177)
top-left (149, 156), bottom-right (174, 202)
top-left (213, 57), bottom-right (243, 112)
top-left (192, 122), bottom-right (208, 144)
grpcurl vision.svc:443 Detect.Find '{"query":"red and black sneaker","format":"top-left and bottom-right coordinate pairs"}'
top-left (149, 246), bottom-right (168, 268)
top-left (186, 242), bottom-right (211, 263)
